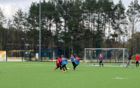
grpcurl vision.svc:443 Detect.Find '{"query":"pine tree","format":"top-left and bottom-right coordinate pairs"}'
top-left (127, 0), bottom-right (140, 53)
top-left (0, 8), bottom-right (6, 50)
top-left (112, 0), bottom-right (126, 47)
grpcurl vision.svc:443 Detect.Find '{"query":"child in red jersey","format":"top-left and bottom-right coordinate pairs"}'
top-left (135, 54), bottom-right (140, 67)
top-left (54, 56), bottom-right (62, 70)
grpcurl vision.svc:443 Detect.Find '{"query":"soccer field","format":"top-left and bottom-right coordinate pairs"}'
top-left (0, 62), bottom-right (139, 88)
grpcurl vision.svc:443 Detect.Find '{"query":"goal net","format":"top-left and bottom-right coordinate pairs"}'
top-left (84, 48), bottom-right (128, 66)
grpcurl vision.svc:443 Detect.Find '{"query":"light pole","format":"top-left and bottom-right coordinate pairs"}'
top-left (39, 0), bottom-right (42, 61)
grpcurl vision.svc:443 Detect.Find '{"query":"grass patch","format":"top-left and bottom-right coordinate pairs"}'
top-left (0, 62), bottom-right (139, 88)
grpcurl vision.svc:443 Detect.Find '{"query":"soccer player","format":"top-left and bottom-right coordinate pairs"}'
top-left (135, 54), bottom-right (140, 67)
top-left (70, 54), bottom-right (76, 70)
top-left (126, 53), bottom-right (133, 68)
top-left (98, 53), bottom-right (104, 67)
top-left (54, 56), bottom-right (62, 70)
top-left (70, 54), bottom-right (80, 70)
top-left (61, 55), bottom-right (68, 72)
top-left (75, 55), bottom-right (80, 68)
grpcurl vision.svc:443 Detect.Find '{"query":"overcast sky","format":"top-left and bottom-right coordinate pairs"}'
top-left (0, 0), bottom-right (139, 19)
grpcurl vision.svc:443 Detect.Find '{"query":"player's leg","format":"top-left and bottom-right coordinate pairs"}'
top-left (64, 65), bottom-right (67, 70)
top-left (136, 61), bottom-right (139, 67)
top-left (61, 65), bottom-right (66, 72)
top-left (99, 61), bottom-right (102, 67)
top-left (138, 61), bottom-right (139, 67)
top-left (73, 62), bottom-right (77, 70)
top-left (60, 65), bottom-right (62, 70)
top-left (74, 65), bottom-right (77, 70)
top-left (101, 61), bottom-right (104, 67)
top-left (75, 64), bottom-right (78, 70)
top-left (72, 62), bottom-right (75, 70)
top-left (54, 64), bottom-right (59, 70)
top-left (126, 60), bottom-right (130, 67)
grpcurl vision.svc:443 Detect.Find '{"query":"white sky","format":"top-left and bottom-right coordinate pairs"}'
top-left (0, 0), bottom-right (40, 19)
top-left (0, 0), bottom-right (139, 19)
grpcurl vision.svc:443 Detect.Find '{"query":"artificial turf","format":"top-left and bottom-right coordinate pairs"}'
top-left (0, 62), bottom-right (139, 88)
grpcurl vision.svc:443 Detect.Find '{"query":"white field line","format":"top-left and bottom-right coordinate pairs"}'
top-left (89, 64), bottom-right (127, 68)
top-left (112, 76), bottom-right (128, 80)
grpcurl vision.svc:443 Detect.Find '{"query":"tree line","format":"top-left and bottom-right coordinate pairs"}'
top-left (0, 0), bottom-right (140, 56)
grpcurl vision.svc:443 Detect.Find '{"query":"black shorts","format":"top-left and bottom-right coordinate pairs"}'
top-left (99, 60), bottom-right (103, 63)
top-left (136, 61), bottom-right (139, 64)
top-left (72, 62), bottom-right (77, 67)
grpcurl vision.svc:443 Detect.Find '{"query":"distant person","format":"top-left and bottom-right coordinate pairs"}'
top-left (126, 53), bottom-right (133, 68)
top-left (135, 54), bottom-right (140, 67)
top-left (54, 56), bottom-right (62, 70)
top-left (99, 53), bottom-right (104, 67)
top-left (29, 53), bottom-right (32, 61)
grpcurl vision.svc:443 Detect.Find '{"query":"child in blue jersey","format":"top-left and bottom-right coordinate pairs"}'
top-left (70, 54), bottom-right (76, 70)
top-left (61, 55), bottom-right (68, 72)
top-left (75, 56), bottom-right (80, 65)
top-left (71, 54), bottom-right (80, 70)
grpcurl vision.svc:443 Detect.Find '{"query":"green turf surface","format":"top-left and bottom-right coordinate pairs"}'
top-left (0, 62), bottom-right (139, 88)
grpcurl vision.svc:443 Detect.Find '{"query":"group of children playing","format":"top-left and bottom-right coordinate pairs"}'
top-left (54, 54), bottom-right (80, 72)
top-left (54, 52), bottom-right (140, 71)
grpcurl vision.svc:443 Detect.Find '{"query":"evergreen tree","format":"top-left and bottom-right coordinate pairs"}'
top-left (0, 8), bottom-right (6, 50)
top-left (127, 0), bottom-right (140, 53)
top-left (13, 9), bottom-right (29, 50)
top-left (112, 0), bottom-right (126, 47)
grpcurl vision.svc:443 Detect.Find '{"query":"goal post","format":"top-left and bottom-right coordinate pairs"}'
top-left (84, 48), bottom-right (128, 65)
